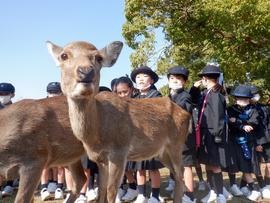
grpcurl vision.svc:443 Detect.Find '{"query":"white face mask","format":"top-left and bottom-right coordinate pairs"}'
top-left (236, 99), bottom-right (250, 107)
top-left (169, 83), bottom-right (183, 90)
top-left (136, 83), bottom-right (151, 91)
top-left (0, 95), bottom-right (11, 105)
top-left (252, 94), bottom-right (261, 102)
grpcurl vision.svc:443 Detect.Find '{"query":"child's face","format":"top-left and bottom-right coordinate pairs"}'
top-left (47, 92), bottom-right (63, 98)
top-left (116, 83), bottom-right (132, 98)
top-left (235, 97), bottom-right (250, 107)
top-left (135, 73), bottom-right (153, 91)
top-left (0, 93), bottom-right (14, 105)
top-left (168, 75), bottom-right (186, 90)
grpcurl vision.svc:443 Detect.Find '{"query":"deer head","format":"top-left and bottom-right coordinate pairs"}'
top-left (46, 41), bottom-right (123, 99)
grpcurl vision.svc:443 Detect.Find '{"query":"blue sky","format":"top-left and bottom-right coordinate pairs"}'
top-left (0, 1), bottom-right (166, 101)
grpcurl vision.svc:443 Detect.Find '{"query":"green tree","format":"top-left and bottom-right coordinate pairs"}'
top-left (122, 0), bottom-right (270, 95)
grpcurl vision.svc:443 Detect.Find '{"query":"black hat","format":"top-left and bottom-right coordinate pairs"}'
top-left (231, 85), bottom-right (253, 98)
top-left (167, 66), bottom-right (189, 80)
top-left (130, 66), bottom-right (159, 83)
top-left (0, 83), bottom-right (15, 94)
top-left (47, 82), bottom-right (62, 94)
top-left (198, 65), bottom-right (221, 77)
top-left (249, 85), bottom-right (259, 95)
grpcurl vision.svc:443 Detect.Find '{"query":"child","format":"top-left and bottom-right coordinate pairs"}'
top-left (249, 85), bottom-right (270, 199)
top-left (228, 85), bottom-right (262, 201)
top-left (40, 82), bottom-right (65, 201)
top-left (190, 65), bottom-right (228, 203)
top-left (114, 77), bottom-right (138, 202)
top-left (130, 66), bottom-right (163, 203)
top-left (0, 82), bottom-right (15, 198)
top-left (167, 66), bottom-right (195, 203)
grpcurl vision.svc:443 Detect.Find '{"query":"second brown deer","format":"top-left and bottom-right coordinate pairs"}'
top-left (47, 40), bottom-right (191, 203)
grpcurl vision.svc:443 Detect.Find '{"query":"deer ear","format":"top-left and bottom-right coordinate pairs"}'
top-left (46, 41), bottom-right (63, 66)
top-left (99, 41), bottom-right (123, 67)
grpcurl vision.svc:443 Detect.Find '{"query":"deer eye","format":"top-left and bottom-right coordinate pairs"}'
top-left (95, 55), bottom-right (103, 63)
top-left (60, 53), bottom-right (68, 61)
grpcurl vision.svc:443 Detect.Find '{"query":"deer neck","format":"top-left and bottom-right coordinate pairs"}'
top-left (67, 97), bottom-right (98, 143)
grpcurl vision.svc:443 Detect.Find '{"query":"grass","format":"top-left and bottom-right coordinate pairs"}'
top-left (1, 168), bottom-right (270, 203)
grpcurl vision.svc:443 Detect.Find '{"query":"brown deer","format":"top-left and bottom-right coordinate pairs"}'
top-left (47, 40), bottom-right (191, 203)
top-left (0, 96), bottom-right (88, 203)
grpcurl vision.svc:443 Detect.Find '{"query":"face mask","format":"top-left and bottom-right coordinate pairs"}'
top-left (236, 99), bottom-right (250, 107)
top-left (169, 83), bottom-right (183, 90)
top-left (252, 94), bottom-right (260, 102)
top-left (0, 95), bottom-right (11, 105)
top-left (136, 83), bottom-right (151, 91)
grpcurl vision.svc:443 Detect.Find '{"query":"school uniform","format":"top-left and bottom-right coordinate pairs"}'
top-left (133, 86), bottom-right (164, 170)
top-left (169, 88), bottom-right (196, 167)
top-left (254, 103), bottom-right (270, 163)
top-left (227, 104), bottom-right (261, 175)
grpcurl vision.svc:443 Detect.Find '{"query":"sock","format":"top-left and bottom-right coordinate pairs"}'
top-left (247, 182), bottom-right (254, 191)
top-left (212, 172), bottom-right (223, 195)
top-left (80, 192), bottom-right (86, 196)
top-left (229, 173), bottom-right (236, 186)
top-left (151, 188), bottom-right (160, 200)
top-left (265, 177), bottom-right (270, 185)
top-left (57, 183), bottom-right (64, 189)
top-left (185, 191), bottom-right (194, 201)
top-left (137, 185), bottom-right (146, 196)
top-left (256, 175), bottom-right (265, 188)
top-left (195, 166), bottom-right (204, 181)
top-left (206, 170), bottom-right (213, 189)
top-left (41, 184), bottom-right (48, 190)
top-left (240, 178), bottom-right (247, 188)
top-left (129, 182), bottom-right (137, 190)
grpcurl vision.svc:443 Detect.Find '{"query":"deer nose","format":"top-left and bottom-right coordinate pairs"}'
top-left (77, 67), bottom-right (95, 83)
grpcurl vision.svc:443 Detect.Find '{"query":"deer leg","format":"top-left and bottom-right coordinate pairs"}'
top-left (14, 163), bottom-right (44, 203)
top-left (65, 160), bottom-right (86, 203)
top-left (107, 155), bottom-right (126, 203)
top-left (96, 162), bottom-right (109, 203)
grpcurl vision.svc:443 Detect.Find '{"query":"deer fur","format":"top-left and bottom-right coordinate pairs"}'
top-left (47, 40), bottom-right (191, 203)
top-left (0, 96), bottom-right (87, 203)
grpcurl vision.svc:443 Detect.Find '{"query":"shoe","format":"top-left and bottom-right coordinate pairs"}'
top-left (198, 181), bottom-right (207, 191)
top-left (261, 187), bottom-right (270, 199)
top-left (87, 189), bottom-right (97, 201)
top-left (240, 186), bottom-right (250, 197)
top-left (40, 188), bottom-right (51, 201)
top-left (216, 194), bottom-right (226, 203)
top-left (148, 196), bottom-right (160, 203)
top-left (2, 185), bottom-right (13, 197)
top-left (134, 194), bottom-right (148, 203)
top-left (121, 188), bottom-right (138, 201)
top-left (223, 187), bottom-right (233, 200)
top-left (63, 193), bottom-right (70, 203)
top-left (182, 194), bottom-right (196, 203)
top-left (75, 194), bottom-right (87, 203)
top-left (165, 178), bottom-right (175, 192)
top-left (55, 188), bottom-right (64, 199)
top-left (47, 182), bottom-right (57, 193)
top-left (116, 188), bottom-right (126, 203)
top-left (201, 190), bottom-right (217, 203)
top-left (247, 190), bottom-right (261, 201)
top-left (230, 184), bottom-right (243, 196)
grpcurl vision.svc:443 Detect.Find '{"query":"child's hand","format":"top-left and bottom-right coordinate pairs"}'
top-left (243, 125), bottom-right (253, 132)
top-left (256, 145), bottom-right (263, 152)
top-left (194, 80), bottom-right (202, 88)
top-left (229, 117), bottom-right (236, 123)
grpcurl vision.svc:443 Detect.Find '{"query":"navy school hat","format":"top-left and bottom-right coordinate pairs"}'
top-left (249, 85), bottom-right (259, 95)
top-left (47, 82), bottom-right (62, 94)
top-left (130, 66), bottom-right (159, 83)
top-left (231, 85), bottom-right (253, 98)
top-left (198, 64), bottom-right (221, 77)
top-left (0, 83), bottom-right (15, 94)
top-left (167, 66), bottom-right (189, 80)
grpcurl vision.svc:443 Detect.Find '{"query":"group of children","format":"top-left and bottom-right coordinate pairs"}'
top-left (0, 63), bottom-right (270, 203)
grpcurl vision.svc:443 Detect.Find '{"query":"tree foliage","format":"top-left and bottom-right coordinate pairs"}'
top-left (122, 0), bottom-right (270, 96)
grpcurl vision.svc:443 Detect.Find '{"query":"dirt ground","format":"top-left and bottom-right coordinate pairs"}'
top-left (1, 167), bottom-right (270, 203)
